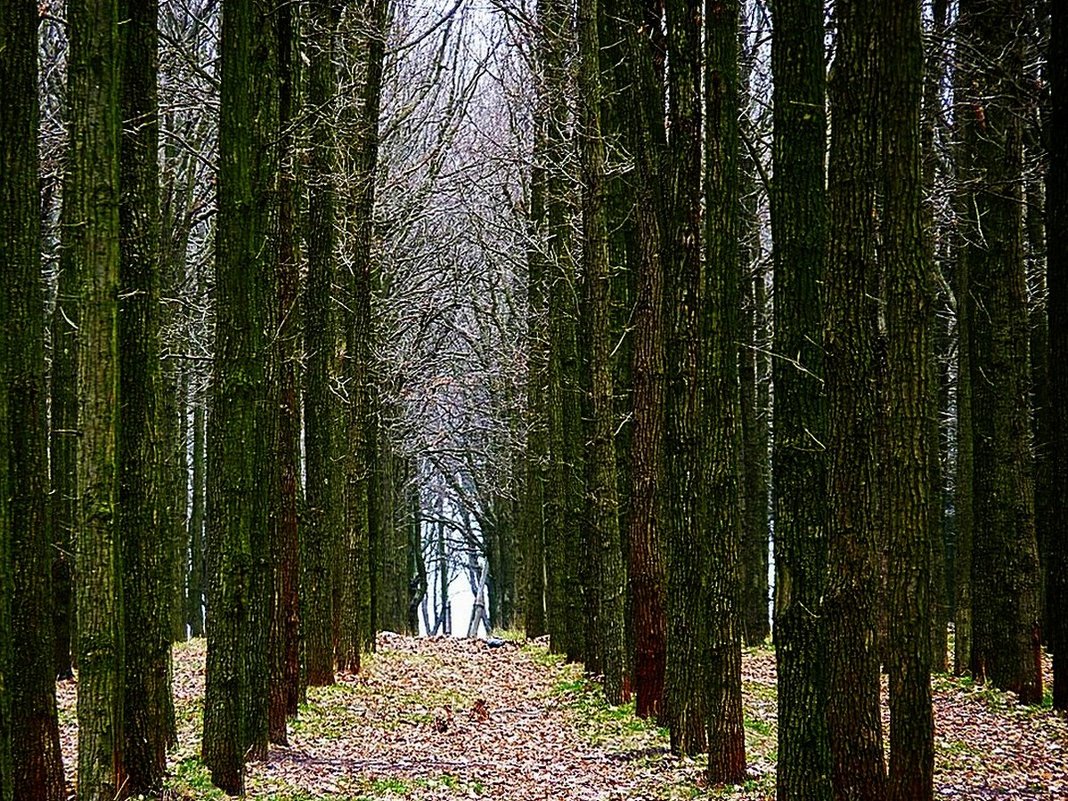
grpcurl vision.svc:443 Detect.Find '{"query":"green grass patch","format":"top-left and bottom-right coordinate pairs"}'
top-left (165, 757), bottom-right (231, 801)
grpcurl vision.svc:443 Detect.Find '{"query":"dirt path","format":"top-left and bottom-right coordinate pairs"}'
top-left (56, 633), bottom-right (1067, 799)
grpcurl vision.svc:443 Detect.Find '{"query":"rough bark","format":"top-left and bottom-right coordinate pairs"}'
top-left (270, 0), bottom-right (301, 743)
top-left (958, 0), bottom-right (1043, 705)
top-left (118, 0), bottom-right (172, 790)
top-left (202, 0), bottom-right (280, 790)
top-left (703, 0), bottom-right (746, 783)
top-left (616, 0), bottom-right (668, 721)
top-left (1048, 0), bottom-right (1068, 711)
top-left (577, 0), bottom-right (628, 704)
top-left (539, 0), bottom-right (585, 663)
top-left (1, 3), bottom-right (66, 798)
top-left (879, 0), bottom-right (935, 796)
top-left (69, 0), bottom-right (126, 797)
top-left (303, 0), bottom-right (342, 687)
top-left (824, 1), bottom-right (887, 797)
top-left (663, 0), bottom-right (707, 756)
top-left (769, 0), bottom-right (832, 796)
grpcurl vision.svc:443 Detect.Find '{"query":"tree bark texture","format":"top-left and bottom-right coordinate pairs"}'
top-left (577, 0), bottom-right (628, 705)
top-left (69, 0), bottom-right (126, 797)
top-left (769, 0), bottom-right (832, 796)
top-left (879, 0), bottom-right (935, 797)
top-left (118, 0), bottom-right (172, 791)
top-left (202, 0), bottom-right (280, 790)
top-left (824, 1), bottom-right (887, 797)
top-left (958, 0), bottom-right (1043, 705)
top-left (1, 3), bottom-right (66, 798)
top-left (663, 0), bottom-right (708, 756)
top-left (1048, 0), bottom-right (1068, 711)
top-left (703, 0), bottom-right (746, 783)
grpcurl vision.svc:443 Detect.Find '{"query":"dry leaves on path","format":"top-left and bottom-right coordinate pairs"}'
top-left (55, 635), bottom-right (1067, 800)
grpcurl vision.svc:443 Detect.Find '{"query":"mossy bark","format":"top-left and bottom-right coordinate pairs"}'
top-left (1, 3), bottom-right (66, 799)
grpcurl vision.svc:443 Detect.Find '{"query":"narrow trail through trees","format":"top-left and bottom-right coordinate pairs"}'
top-left (54, 635), bottom-right (1068, 800)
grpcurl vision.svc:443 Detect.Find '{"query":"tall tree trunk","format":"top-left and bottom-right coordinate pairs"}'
top-left (118, 0), bottom-right (171, 791)
top-left (187, 398), bottom-right (206, 638)
top-left (271, 0), bottom-right (301, 743)
top-left (662, 0), bottom-right (707, 756)
top-left (1048, 0), bottom-right (1068, 711)
top-left (522, 101), bottom-right (548, 636)
top-left (703, 0), bottom-right (746, 784)
top-left (958, 0), bottom-right (1043, 705)
top-left (1, 3), bottom-right (66, 799)
top-left (617, 0), bottom-right (668, 722)
top-left (69, 0), bottom-right (125, 797)
top-left (879, 0), bottom-right (935, 797)
top-left (769, 0), bottom-right (832, 796)
top-left (824, 2), bottom-right (887, 798)
top-left (0, 243), bottom-right (11, 801)
top-left (303, 0), bottom-right (342, 687)
top-left (539, 0), bottom-right (585, 663)
top-left (577, 0), bottom-right (628, 704)
top-left (202, 0), bottom-right (280, 790)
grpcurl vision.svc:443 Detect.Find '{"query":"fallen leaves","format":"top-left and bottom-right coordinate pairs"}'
top-left (53, 635), bottom-right (1068, 800)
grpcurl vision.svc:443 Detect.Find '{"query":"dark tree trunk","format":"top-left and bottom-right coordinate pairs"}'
top-left (577, 0), bottom-right (628, 704)
top-left (118, 0), bottom-right (172, 791)
top-left (539, 0), bottom-right (585, 664)
top-left (703, 0), bottom-right (746, 784)
top-left (69, 0), bottom-right (126, 797)
top-left (958, 0), bottom-right (1043, 705)
top-left (303, 0), bottom-right (342, 688)
top-left (1048, 0), bottom-right (1068, 712)
top-left (1, 3), bottom-right (66, 799)
top-left (521, 104), bottom-right (548, 636)
top-left (662, 0), bottom-right (707, 756)
top-left (769, 0), bottom-right (832, 796)
top-left (271, 0), bottom-right (301, 743)
top-left (824, 1), bottom-right (887, 798)
top-left (616, 0), bottom-right (668, 721)
top-left (879, 0), bottom-right (935, 797)
top-left (202, 0), bottom-right (280, 790)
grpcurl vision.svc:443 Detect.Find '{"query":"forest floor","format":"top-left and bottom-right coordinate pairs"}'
top-left (56, 632), bottom-right (1067, 800)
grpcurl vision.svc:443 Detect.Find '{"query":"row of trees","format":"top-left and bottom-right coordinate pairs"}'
top-left (507, 0), bottom-right (1067, 799)
top-left (0, 0), bottom-right (442, 797)
top-left (1, 0), bottom-right (1066, 800)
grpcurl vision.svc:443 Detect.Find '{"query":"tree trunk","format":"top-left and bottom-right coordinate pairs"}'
top-left (879, 0), bottom-right (935, 796)
top-left (703, 0), bottom-right (746, 783)
top-left (1048, 0), bottom-right (1068, 711)
top-left (577, 0), bottom-right (628, 704)
top-left (769, 0), bottom-right (832, 795)
top-left (271, 0), bottom-right (301, 743)
top-left (824, 1), bottom-right (887, 797)
top-left (303, 0), bottom-right (342, 687)
top-left (958, 0), bottom-right (1043, 705)
top-left (616, 0), bottom-right (668, 723)
top-left (69, 0), bottom-right (125, 797)
top-left (202, 0), bottom-right (280, 790)
top-left (118, 0), bottom-right (172, 790)
top-left (1, 3), bottom-right (67, 798)
top-left (662, 0), bottom-right (707, 756)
